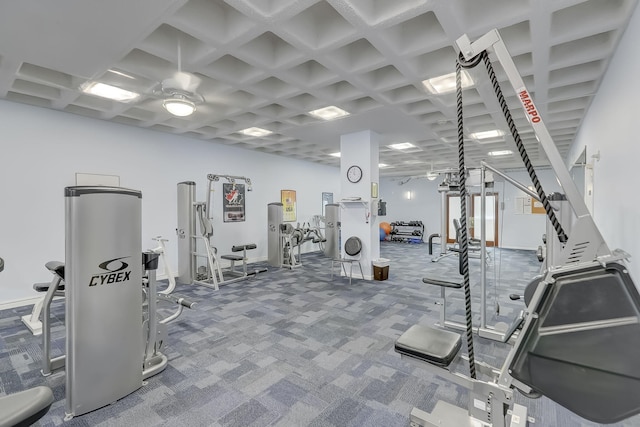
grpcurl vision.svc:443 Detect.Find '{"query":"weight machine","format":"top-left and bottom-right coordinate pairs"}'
top-left (177, 175), bottom-right (265, 290)
top-left (37, 186), bottom-right (194, 420)
top-left (395, 29), bottom-right (640, 427)
top-left (21, 234), bottom-right (176, 336)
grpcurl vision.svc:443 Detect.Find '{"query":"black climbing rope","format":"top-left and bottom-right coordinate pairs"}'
top-left (456, 58), bottom-right (477, 380)
top-left (479, 51), bottom-right (568, 243)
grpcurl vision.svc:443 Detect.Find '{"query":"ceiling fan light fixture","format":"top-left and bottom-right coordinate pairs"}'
top-left (426, 171), bottom-right (439, 181)
top-left (163, 97), bottom-right (196, 117)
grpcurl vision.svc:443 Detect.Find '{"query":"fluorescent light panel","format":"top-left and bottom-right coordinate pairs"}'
top-left (379, 163), bottom-right (388, 168)
top-left (308, 106), bottom-right (350, 120)
top-left (81, 82), bottom-right (139, 102)
top-left (488, 150), bottom-right (513, 156)
top-left (422, 70), bottom-right (473, 94)
top-left (329, 152), bottom-right (341, 157)
top-left (388, 142), bottom-right (415, 150)
top-left (239, 127), bottom-right (272, 137)
top-left (470, 129), bottom-right (504, 140)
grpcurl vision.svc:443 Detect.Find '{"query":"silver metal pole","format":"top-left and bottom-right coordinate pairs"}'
top-left (481, 162), bottom-right (540, 201)
top-left (480, 166), bottom-right (487, 329)
top-left (440, 190), bottom-right (447, 255)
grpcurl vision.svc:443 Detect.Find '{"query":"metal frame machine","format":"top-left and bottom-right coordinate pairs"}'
top-left (394, 29), bottom-right (640, 427)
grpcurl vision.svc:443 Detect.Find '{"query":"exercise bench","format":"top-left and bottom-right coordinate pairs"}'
top-left (220, 243), bottom-right (256, 277)
top-left (395, 276), bottom-right (529, 427)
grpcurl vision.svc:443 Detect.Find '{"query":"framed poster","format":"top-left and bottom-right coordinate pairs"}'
top-left (223, 183), bottom-right (245, 222)
top-left (281, 189), bottom-right (297, 222)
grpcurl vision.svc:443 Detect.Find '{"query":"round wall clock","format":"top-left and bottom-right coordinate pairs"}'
top-left (347, 165), bottom-right (363, 183)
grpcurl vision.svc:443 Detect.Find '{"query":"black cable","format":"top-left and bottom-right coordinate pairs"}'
top-left (480, 51), bottom-right (568, 243)
top-left (456, 58), bottom-right (477, 380)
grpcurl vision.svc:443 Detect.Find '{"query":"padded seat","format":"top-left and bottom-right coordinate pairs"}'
top-left (232, 244), bottom-right (256, 252)
top-left (45, 261), bottom-right (65, 281)
top-left (220, 254), bottom-right (244, 261)
top-left (395, 324), bottom-right (462, 368)
top-left (0, 386), bottom-right (54, 427)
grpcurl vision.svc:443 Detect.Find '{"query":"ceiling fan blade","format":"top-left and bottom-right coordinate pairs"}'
top-left (163, 71), bottom-right (201, 92)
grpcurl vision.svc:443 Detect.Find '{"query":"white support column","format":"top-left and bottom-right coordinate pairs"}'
top-left (340, 130), bottom-right (380, 280)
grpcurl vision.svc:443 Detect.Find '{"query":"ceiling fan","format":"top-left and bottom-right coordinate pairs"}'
top-left (154, 42), bottom-right (204, 117)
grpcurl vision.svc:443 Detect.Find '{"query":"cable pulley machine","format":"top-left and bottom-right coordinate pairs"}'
top-left (394, 29), bottom-right (640, 427)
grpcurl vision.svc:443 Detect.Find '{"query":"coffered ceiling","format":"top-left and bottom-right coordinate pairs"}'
top-left (0, 0), bottom-right (637, 176)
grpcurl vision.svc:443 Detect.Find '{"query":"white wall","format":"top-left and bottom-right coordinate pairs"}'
top-left (379, 168), bottom-right (562, 251)
top-left (565, 3), bottom-right (640, 281)
top-left (0, 100), bottom-right (340, 303)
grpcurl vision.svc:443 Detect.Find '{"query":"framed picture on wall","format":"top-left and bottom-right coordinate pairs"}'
top-left (281, 189), bottom-right (297, 222)
top-left (223, 183), bottom-right (245, 222)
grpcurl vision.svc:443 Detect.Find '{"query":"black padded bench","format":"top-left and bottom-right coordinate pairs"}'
top-left (221, 244), bottom-right (256, 276)
top-left (395, 324), bottom-right (462, 368)
top-left (395, 276), bottom-right (463, 368)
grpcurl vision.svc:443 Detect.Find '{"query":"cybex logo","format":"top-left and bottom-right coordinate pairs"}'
top-left (89, 257), bottom-right (132, 286)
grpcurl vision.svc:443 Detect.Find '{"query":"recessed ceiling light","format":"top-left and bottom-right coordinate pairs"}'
top-left (388, 142), bottom-right (416, 150)
top-left (308, 106), bottom-right (350, 120)
top-left (488, 150), bottom-right (513, 156)
top-left (81, 82), bottom-right (140, 102)
top-left (422, 70), bottom-right (473, 94)
top-left (470, 130), bottom-right (504, 140)
top-left (239, 127), bottom-right (273, 137)
top-left (379, 163), bottom-right (388, 168)
top-left (329, 152), bottom-right (341, 157)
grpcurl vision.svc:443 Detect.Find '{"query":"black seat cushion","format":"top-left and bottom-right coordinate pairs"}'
top-left (221, 254), bottom-right (244, 261)
top-left (395, 324), bottom-right (462, 367)
top-left (232, 244), bottom-right (256, 252)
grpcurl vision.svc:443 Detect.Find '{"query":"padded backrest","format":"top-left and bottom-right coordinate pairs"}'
top-left (344, 237), bottom-right (362, 257)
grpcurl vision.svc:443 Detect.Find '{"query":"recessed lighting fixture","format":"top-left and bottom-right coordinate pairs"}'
top-left (488, 150), bottom-right (513, 156)
top-left (239, 127), bottom-right (273, 137)
top-left (388, 142), bottom-right (416, 150)
top-left (163, 97), bottom-right (196, 117)
top-left (308, 106), bottom-right (350, 120)
top-left (329, 152), bottom-right (341, 158)
top-left (470, 130), bottom-right (504, 140)
top-left (81, 82), bottom-right (140, 102)
top-left (422, 70), bottom-right (473, 95)
top-left (379, 163), bottom-right (388, 168)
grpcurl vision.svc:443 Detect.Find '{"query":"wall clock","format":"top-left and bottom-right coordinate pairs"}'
top-left (347, 165), bottom-right (363, 183)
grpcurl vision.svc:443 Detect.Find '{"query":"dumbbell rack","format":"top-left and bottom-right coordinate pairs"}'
top-left (389, 221), bottom-right (424, 243)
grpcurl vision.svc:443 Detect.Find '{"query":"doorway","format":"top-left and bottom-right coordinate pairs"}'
top-left (446, 193), bottom-right (499, 247)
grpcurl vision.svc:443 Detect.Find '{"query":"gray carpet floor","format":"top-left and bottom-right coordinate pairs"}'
top-left (1, 242), bottom-right (639, 426)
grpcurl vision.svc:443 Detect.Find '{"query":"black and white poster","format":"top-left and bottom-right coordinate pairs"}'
top-left (223, 183), bottom-right (245, 222)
